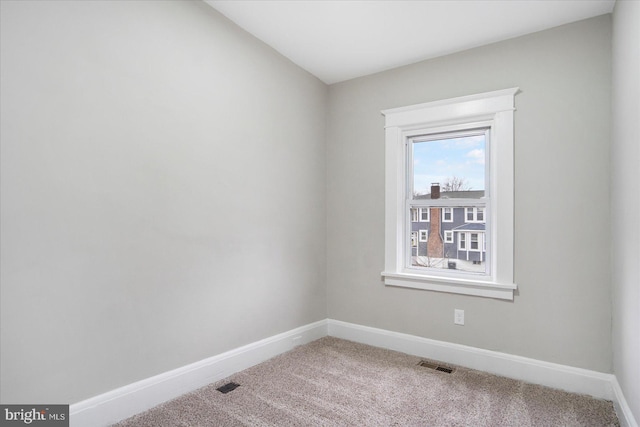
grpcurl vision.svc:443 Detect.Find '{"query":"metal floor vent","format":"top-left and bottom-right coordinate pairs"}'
top-left (418, 360), bottom-right (455, 374)
top-left (217, 382), bottom-right (240, 394)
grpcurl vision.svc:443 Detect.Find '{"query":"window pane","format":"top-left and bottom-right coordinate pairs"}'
top-left (471, 233), bottom-right (479, 250)
top-left (412, 133), bottom-right (485, 198)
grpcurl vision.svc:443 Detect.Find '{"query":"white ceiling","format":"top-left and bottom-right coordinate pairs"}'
top-left (205, 1), bottom-right (615, 85)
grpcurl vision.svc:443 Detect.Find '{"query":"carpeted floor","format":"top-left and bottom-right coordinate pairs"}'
top-left (115, 337), bottom-right (619, 426)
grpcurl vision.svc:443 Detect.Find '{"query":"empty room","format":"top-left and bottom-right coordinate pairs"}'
top-left (0, 0), bottom-right (638, 426)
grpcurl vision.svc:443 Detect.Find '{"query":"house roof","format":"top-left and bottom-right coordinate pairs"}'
top-left (416, 190), bottom-right (485, 200)
top-left (452, 223), bottom-right (486, 232)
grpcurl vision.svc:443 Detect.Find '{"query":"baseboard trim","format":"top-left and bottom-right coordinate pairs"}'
top-left (70, 318), bottom-right (635, 427)
top-left (70, 320), bottom-right (327, 427)
top-left (611, 376), bottom-right (639, 427)
top-left (327, 319), bottom-right (615, 400)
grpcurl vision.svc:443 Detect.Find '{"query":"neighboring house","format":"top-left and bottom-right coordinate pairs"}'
top-left (411, 189), bottom-right (486, 268)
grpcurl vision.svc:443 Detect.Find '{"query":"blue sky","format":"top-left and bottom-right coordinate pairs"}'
top-left (412, 134), bottom-right (485, 195)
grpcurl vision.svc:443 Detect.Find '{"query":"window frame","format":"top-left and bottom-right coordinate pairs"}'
top-left (444, 230), bottom-right (453, 243)
top-left (406, 128), bottom-right (489, 275)
top-left (458, 232), bottom-right (467, 250)
top-left (419, 229), bottom-right (428, 242)
top-left (470, 233), bottom-right (480, 251)
top-left (381, 88), bottom-right (518, 300)
top-left (411, 231), bottom-right (418, 248)
top-left (442, 207), bottom-right (453, 223)
top-left (465, 207), bottom-right (485, 223)
top-left (419, 207), bottom-right (430, 222)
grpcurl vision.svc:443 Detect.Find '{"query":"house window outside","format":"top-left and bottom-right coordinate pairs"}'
top-left (419, 208), bottom-right (429, 222)
top-left (411, 232), bottom-right (418, 247)
top-left (465, 207), bottom-right (485, 223)
top-left (381, 88), bottom-right (518, 300)
top-left (470, 233), bottom-right (479, 250)
top-left (444, 230), bottom-right (453, 243)
top-left (442, 207), bottom-right (453, 222)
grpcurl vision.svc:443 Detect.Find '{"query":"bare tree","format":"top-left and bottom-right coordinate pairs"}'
top-left (441, 176), bottom-right (472, 192)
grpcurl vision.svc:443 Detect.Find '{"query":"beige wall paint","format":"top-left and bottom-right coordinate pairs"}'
top-left (612, 0), bottom-right (640, 421)
top-left (0, 0), bottom-right (327, 403)
top-left (326, 15), bottom-right (612, 372)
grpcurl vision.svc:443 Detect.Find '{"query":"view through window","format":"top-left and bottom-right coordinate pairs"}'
top-left (408, 130), bottom-right (489, 274)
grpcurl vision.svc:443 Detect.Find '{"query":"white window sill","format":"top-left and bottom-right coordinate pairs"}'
top-left (381, 271), bottom-right (517, 300)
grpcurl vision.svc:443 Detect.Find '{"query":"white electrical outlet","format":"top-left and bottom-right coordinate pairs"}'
top-left (454, 309), bottom-right (465, 325)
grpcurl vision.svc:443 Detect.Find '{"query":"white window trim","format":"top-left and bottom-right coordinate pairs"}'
top-left (419, 207), bottom-right (430, 222)
top-left (469, 233), bottom-right (481, 252)
top-left (444, 230), bottom-right (453, 243)
top-left (381, 88), bottom-right (518, 300)
top-left (411, 231), bottom-right (418, 247)
top-left (442, 207), bottom-right (453, 223)
top-left (458, 232), bottom-right (467, 250)
top-left (419, 229), bottom-right (428, 242)
top-left (465, 207), bottom-right (485, 223)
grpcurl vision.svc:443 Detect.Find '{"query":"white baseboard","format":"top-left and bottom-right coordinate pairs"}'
top-left (611, 376), bottom-right (639, 427)
top-left (328, 319), bottom-right (640, 426)
top-left (70, 318), bottom-right (636, 427)
top-left (70, 320), bottom-right (327, 427)
top-left (327, 319), bottom-right (615, 400)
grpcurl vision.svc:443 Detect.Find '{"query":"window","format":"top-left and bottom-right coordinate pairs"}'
top-left (411, 232), bottom-right (418, 247)
top-left (409, 129), bottom-right (487, 273)
top-left (419, 229), bottom-right (428, 242)
top-left (419, 208), bottom-right (429, 222)
top-left (442, 207), bottom-right (453, 222)
top-left (381, 88), bottom-right (518, 300)
top-left (444, 230), bottom-right (453, 243)
top-left (411, 208), bottom-right (418, 222)
top-left (465, 207), bottom-right (485, 223)
top-left (470, 233), bottom-right (479, 250)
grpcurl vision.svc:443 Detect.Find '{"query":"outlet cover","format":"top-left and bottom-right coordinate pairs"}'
top-left (454, 309), bottom-right (465, 325)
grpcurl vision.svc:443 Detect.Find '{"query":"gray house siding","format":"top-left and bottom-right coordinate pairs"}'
top-left (411, 206), bottom-right (485, 263)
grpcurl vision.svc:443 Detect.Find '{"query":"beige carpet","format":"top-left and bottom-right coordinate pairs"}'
top-left (115, 337), bottom-right (619, 426)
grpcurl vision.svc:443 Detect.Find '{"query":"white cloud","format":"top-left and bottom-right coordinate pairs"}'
top-left (466, 149), bottom-right (485, 164)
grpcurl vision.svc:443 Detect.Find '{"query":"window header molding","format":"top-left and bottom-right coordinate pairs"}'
top-left (382, 88), bottom-right (519, 128)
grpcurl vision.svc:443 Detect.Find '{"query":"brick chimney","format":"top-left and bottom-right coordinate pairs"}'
top-left (430, 183), bottom-right (440, 200)
top-left (428, 183), bottom-right (444, 258)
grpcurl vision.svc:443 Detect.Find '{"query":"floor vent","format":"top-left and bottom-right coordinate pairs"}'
top-left (217, 382), bottom-right (240, 394)
top-left (418, 360), bottom-right (455, 373)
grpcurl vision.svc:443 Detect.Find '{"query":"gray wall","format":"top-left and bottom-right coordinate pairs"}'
top-left (1, 0), bottom-right (626, 409)
top-left (327, 15), bottom-right (612, 372)
top-left (0, 0), bottom-right (327, 403)
top-left (611, 0), bottom-right (640, 421)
